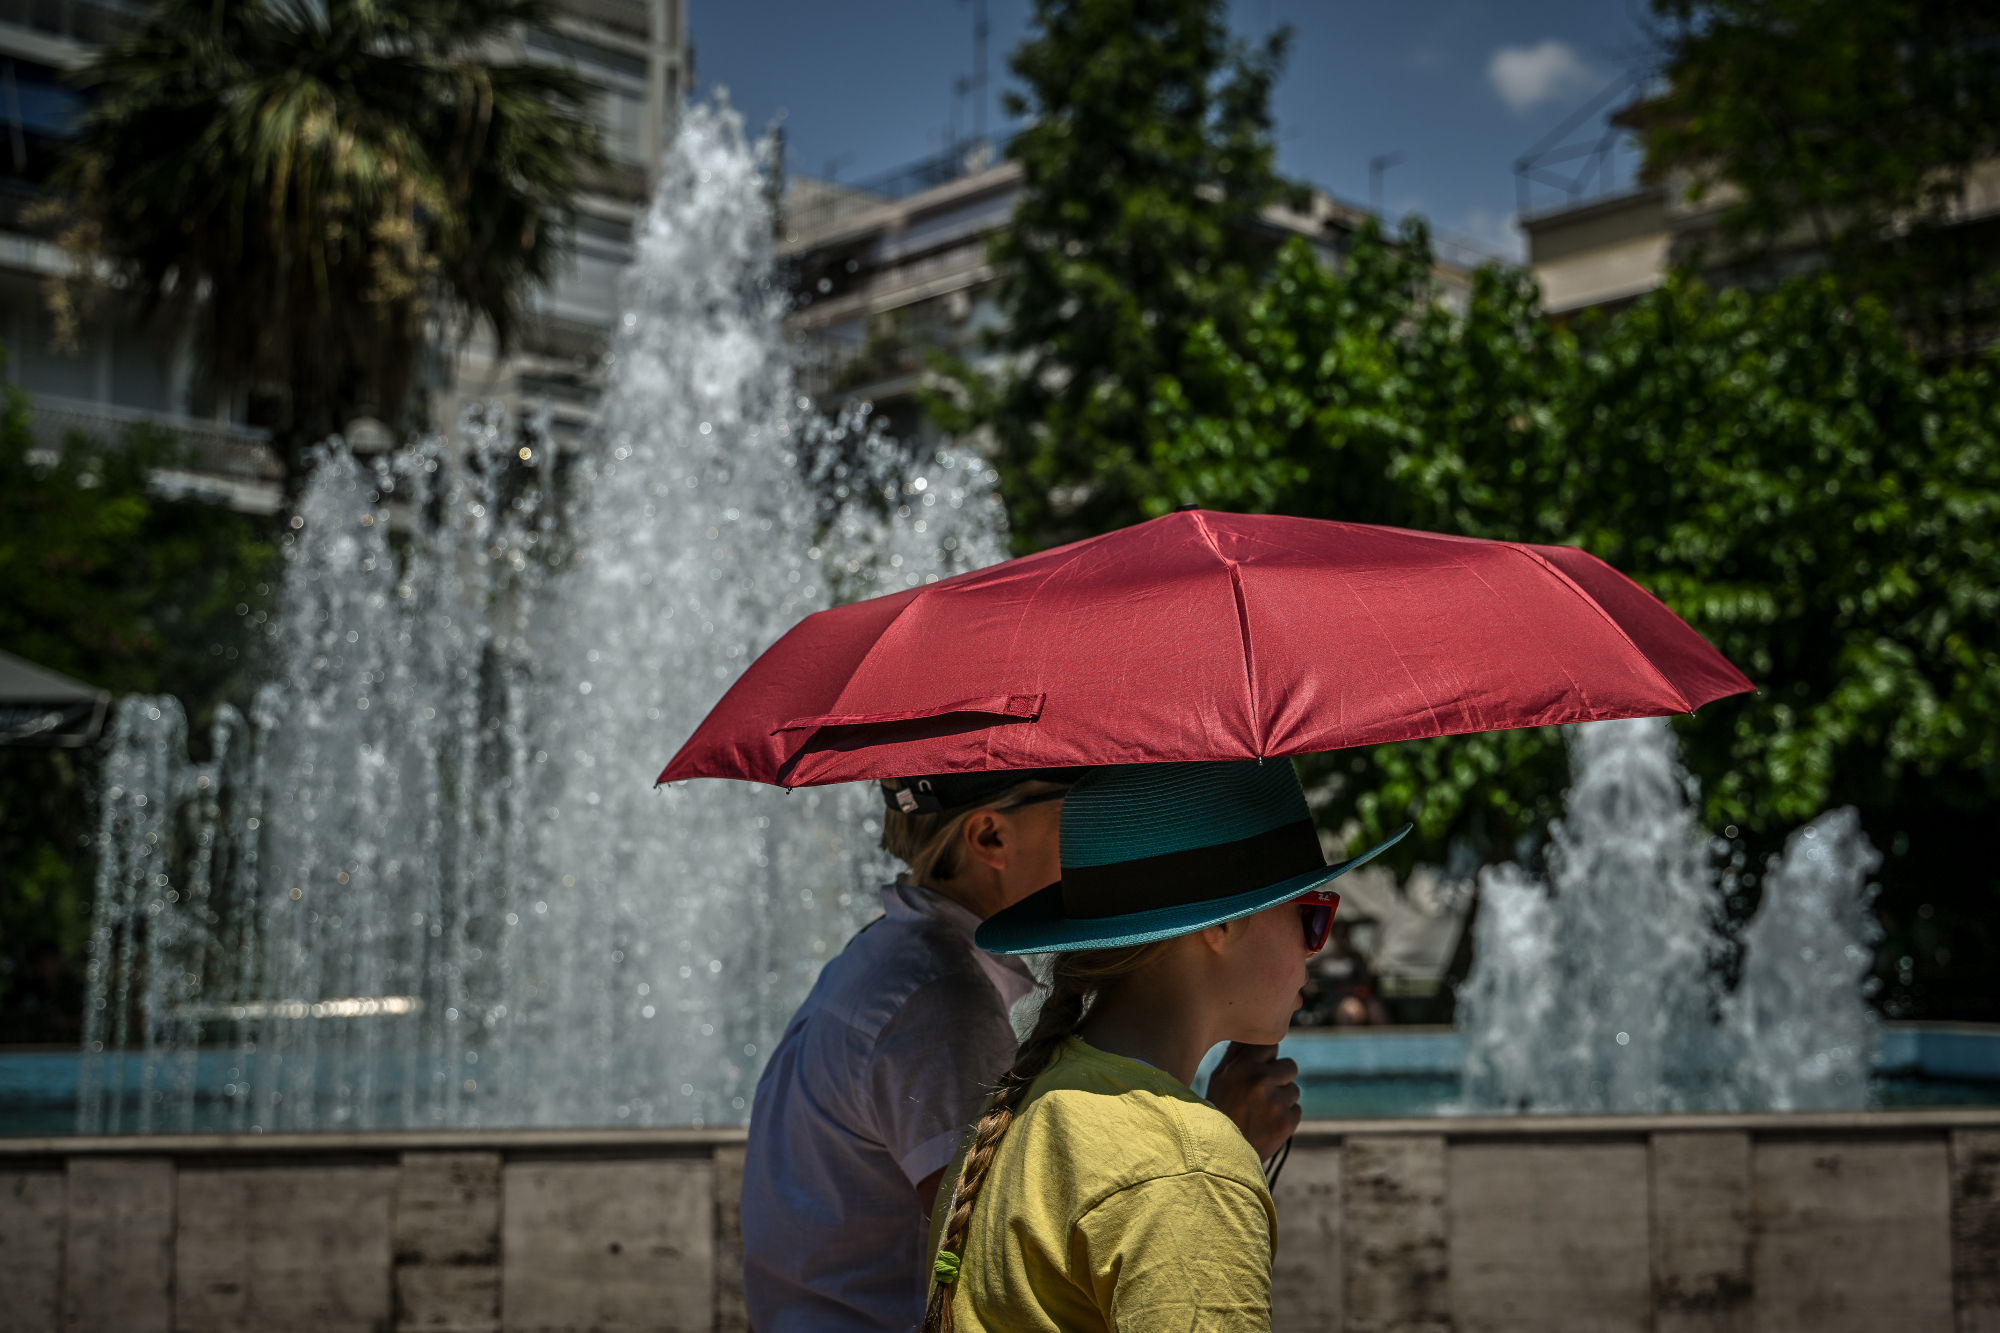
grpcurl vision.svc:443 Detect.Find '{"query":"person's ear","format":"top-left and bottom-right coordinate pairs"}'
top-left (961, 809), bottom-right (1010, 872)
top-left (1196, 920), bottom-right (1235, 955)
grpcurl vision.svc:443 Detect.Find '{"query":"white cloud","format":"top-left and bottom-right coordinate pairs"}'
top-left (1487, 39), bottom-right (1598, 115)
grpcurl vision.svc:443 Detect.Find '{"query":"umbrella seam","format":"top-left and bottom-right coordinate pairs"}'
top-left (803, 587), bottom-right (932, 713)
top-left (1429, 550), bottom-right (1585, 727)
top-left (964, 538), bottom-right (1100, 770)
top-left (1188, 512), bottom-right (1260, 753)
top-left (1329, 561), bottom-right (1449, 739)
top-left (746, 588), bottom-right (933, 784)
top-left (1505, 544), bottom-right (1695, 713)
top-left (799, 541), bottom-right (1098, 774)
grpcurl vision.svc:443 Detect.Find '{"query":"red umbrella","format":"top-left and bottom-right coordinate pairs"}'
top-left (658, 510), bottom-right (1752, 788)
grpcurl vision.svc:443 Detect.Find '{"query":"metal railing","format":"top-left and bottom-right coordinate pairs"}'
top-left (24, 393), bottom-right (279, 481)
top-left (782, 135), bottom-right (1014, 240)
top-left (559, 0), bottom-right (647, 41)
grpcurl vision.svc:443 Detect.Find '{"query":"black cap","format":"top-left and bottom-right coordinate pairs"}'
top-left (880, 768), bottom-right (1091, 816)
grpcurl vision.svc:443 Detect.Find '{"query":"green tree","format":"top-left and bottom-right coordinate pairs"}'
top-left (1132, 221), bottom-right (2000, 1019)
top-left (1146, 218), bottom-right (1570, 538)
top-left (1123, 223), bottom-right (1580, 875)
top-left (0, 394), bottom-right (273, 1040)
top-left (960, 0), bottom-right (1300, 551)
top-left (1529, 277), bottom-right (2000, 1020)
top-left (50, 0), bottom-right (607, 492)
top-left (964, 0), bottom-right (2000, 1017)
top-left (1643, 0), bottom-right (2000, 356)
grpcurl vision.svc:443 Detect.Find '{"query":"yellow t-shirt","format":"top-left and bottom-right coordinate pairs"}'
top-left (926, 1036), bottom-right (1276, 1332)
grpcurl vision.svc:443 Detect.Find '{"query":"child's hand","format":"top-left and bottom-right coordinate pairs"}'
top-left (1207, 1040), bottom-right (1301, 1161)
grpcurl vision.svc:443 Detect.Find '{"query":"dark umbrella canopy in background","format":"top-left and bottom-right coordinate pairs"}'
top-left (0, 649), bottom-right (109, 748)
top-left (659, 510), bottom-right (1753, 788)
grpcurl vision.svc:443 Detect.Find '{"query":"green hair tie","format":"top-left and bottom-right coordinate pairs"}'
top-left (933, 1250), bottom-right (961, 1284)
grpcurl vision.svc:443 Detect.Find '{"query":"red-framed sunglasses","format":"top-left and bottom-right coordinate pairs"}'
top-left (1294, 888), bottom-right (1341, 953)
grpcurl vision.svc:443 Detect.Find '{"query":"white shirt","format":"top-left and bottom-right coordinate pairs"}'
top-left (741, 877), bottom-right (1038, 1333)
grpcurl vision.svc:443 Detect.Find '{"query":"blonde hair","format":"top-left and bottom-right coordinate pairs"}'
top-left (879, 779), bottom-right (1063, 886)
top-left (922, 941), bottom-right (1171, 1333)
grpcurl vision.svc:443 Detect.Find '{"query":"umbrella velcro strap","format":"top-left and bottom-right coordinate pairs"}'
top-left (773, 693), bottom-right (1045, 733)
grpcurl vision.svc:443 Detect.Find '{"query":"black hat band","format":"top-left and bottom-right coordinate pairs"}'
top-left (1060, 818), bottom-right (1324, 920)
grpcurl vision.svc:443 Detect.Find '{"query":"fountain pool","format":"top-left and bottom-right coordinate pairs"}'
top-left (1456, 717), bottom-right (1888, 1115)
top-left (6, 1023), bottom-right (1996, 1135)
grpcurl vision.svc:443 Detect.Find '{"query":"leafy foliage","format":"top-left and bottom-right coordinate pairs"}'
top-left (961, 0), bottom-right (2000, 1016)
top-left (1643, 0), bottom-right (2000, 356)
top-left (1146, 219), bottom-right (1569, 539)
top-left (0, 394), bottom-right (274, 1039)
top-left (1548, 279), bottom-right (2000, 829)
top-left (1545, 279), bottom-right (2000, 1019)
top-left (1102, 218), bottom-right (2000, 1017)
top-left (954, 0), bottom-right (1300, 551)
top-left (50, 0), bottom-right (607, 488)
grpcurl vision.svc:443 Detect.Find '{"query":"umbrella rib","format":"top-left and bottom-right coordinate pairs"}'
top-left (1332, 562), bottom-right (1449, 738)
top-left (1189, 513), bottom-right (1261, 752)
top-left (768, 588), bottom-right (936, 766)
top-left (1505, 544), bottom-right (1694, 713)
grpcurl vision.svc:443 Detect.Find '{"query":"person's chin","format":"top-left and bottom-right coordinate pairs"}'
top-left (1249, 1018), bottom-right (1293, 1045)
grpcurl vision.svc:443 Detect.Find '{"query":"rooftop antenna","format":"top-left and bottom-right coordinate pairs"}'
top-left (1369, 151), bottom-right (1406, 217)
top-left (1511, 73), bottom-right (1643, 217)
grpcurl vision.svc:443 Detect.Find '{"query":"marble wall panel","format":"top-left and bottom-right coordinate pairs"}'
top-left (1344, 1136), bottom-right (1450, 1333)
top-left (1751, 1138), bottom-right (1953, 1333)
top-left (1450, 1140), bottom-right (1651, 1333)
top-left (174, 1164), bottom-right (395, 1333)
top-left (1269, 1142), bottom-right (1341, 1332)
top-left (712, 1144), bottom-right (747, 1333)
top-left (1651, 1132), bottom-right (1752, 1333)
top-left (61, 1157), bottom-right (174, 1333)
top-left (0, 1170), bottom-right (64, 1333)
top-left (501, 1159), bottom-right (715, 1333)
top-left (395, 1152), bottom-right (502, 1333)
top-left (1953, 1130), bottom-right (2000, 1333)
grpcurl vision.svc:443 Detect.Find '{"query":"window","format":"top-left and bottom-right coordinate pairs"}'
top-left (525, 30), bottom-right (649, 165)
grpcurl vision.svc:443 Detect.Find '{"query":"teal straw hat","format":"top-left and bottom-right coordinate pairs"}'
top-left (976, 760), bottom-right (1411, 955)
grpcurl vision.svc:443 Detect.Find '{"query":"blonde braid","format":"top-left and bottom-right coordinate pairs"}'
top-left (922, 942), bottom-right (1170, 1333)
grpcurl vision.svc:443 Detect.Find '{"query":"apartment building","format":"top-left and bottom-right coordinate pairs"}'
top-left (0, 0), bottom-right (688, 511)
top-left (1518, 96), bottom-right (2000, 320)
top-left (779, 142), bottom-right (1472, 451)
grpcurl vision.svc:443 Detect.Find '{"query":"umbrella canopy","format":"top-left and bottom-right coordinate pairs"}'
top-left (0, 649), bottom-right (110, 748)
top-left (659, 510), bottom-right (1752, 788)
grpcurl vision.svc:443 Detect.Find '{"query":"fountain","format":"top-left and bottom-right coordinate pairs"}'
top-left (73, 101), bottom-right (1008, 1134)
top-left (21, 105), bottom-right (1989, 1143)
top-left (7, 95), bottom-right (1992, 1333)
top-left (1457, 717), bottom-right (1882, 1113)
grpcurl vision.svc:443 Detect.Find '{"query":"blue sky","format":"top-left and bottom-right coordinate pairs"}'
top-left (690, 1), bottom-right (1662, 262)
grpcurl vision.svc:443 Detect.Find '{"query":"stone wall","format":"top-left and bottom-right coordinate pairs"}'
top-left (2, 1109), bottom-right (1996, 1331)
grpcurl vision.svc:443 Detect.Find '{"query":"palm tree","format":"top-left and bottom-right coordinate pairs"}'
top-left (50, 0), bottom-right (608, 492)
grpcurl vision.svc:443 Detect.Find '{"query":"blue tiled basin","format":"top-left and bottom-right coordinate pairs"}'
top-left (6, 1023), bottom-right (1996, 1135)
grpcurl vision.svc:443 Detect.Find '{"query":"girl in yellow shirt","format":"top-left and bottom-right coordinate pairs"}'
top-left (923, 760), bottom-right (1408, 1332)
